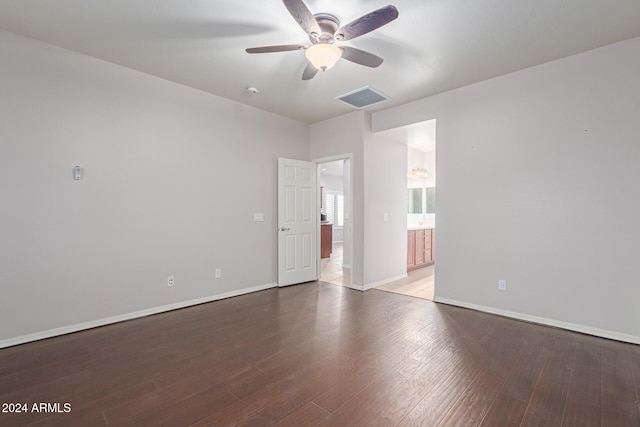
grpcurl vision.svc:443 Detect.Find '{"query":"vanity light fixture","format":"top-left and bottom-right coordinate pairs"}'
top-left (408, 168), bottom-right (428, 179)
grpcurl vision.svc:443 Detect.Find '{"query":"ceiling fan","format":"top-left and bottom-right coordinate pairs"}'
top-left (246, 0), bottom-right (399, 80)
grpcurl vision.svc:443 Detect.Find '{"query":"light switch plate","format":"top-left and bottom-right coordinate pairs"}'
top-left (253, 213), bottom-right (265, 222)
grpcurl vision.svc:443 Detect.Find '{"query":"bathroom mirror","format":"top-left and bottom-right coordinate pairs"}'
top-left (425, 187), bottom-right (436, 213)
top-left (408, 188), bottom-right (423, 214)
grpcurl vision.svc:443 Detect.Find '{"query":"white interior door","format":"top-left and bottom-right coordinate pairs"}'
top-left (278, 158), bottom-right (317, 286)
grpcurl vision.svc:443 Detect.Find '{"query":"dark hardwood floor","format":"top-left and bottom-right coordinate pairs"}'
top-left (1, 282), bottom-right (639, 426)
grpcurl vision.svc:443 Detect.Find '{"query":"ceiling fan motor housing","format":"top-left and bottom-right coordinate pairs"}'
top-left (310, 13), bottom-right (341, 44)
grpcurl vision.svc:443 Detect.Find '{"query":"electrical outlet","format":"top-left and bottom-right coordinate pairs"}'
top-left (167, 276), bottom-right (175, 287)
top-left (215, 269), bottom-right (222, 279)
top-left (498, 279), bottom-right (507, 291)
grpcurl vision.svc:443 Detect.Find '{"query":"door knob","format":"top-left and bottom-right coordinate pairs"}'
top-left (280, 227), bottom-right (290, 231)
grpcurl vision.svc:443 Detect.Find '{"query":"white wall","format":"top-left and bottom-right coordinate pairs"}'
top-left (342, 159), bottom-right (351, 268)
top-left (373, 36), bottom-right (640, 343)
top-left (311, 112), bottom-right (408, 290)
top-left (407, 146), bottom-right (436, 188)
top-left (0, 30), bottom-right (309, 346)
top-left (363, 114), bottom-right (408, 288)
top-left (320, 173), bottom-right (343, 193)
top-left (311, 112), bottom-right (364, 286)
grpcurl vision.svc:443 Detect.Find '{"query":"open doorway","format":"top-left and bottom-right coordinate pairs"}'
top-left (374, 119), bottom-right (436, 300)
top-left (318, 158), bottom-right (351, 287)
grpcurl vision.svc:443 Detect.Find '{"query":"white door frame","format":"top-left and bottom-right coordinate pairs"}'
top-left (314, 154), bottom-right (354, 286)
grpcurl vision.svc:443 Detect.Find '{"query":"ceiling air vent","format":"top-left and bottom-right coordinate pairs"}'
top-left (335, 86), bottom-right (390, 109)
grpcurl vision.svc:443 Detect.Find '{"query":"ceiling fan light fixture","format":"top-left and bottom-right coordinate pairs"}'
top-left (305, 43), bottom-right (342, 71)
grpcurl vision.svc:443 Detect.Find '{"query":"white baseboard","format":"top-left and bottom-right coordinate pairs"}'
top-left (0, 282), bottom-right (277, 349)
top-left (434, 297), bottom-right (640, 345)
top-left (342, 264), bottom-right (351, 269)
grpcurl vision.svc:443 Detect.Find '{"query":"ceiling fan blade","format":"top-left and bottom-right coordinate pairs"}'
top-left (340, 47), bottom-right (384, 68)
top-left (336, 5), bottom-right (399, 41)
top-left (282, 0), bottom-right (322, 36)
top-left (302, 62), bottom-right (318, 80)
top-left (246, 44), bottom-right (307, 54)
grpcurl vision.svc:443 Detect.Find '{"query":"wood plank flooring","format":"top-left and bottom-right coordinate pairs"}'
top-left (1, 282), bottom-right (639, 426)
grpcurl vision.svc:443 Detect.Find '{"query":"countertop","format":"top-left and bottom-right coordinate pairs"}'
top-left (408, 224), bottom-right (435, 230)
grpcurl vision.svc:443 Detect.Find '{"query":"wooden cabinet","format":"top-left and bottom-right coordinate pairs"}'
top-left (321, 224), bottom-right (332, 259)
top-left (407, 231), bottom-right (415, 269)
top-left (407, 228), bottom-right (434, 271)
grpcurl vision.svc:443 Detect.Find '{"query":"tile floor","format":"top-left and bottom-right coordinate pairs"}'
top-left (376, 264), bottom-right (434, 300)
top-left (320, 242), bottom-right (434, 300)
top-left (320, 242), bottom-right (351, 287)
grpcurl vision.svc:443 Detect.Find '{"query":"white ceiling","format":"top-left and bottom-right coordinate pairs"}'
top-left (2, 1), bottom-right (640, 124)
